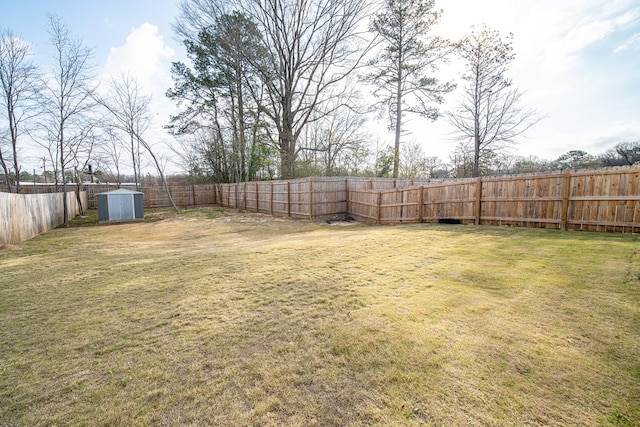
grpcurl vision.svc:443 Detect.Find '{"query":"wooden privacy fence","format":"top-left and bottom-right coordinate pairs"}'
top-left (10, 183), bottom-right (218, 210)
top-left (218, 168), bottom-right (640, 233)
top-left (219, 178), bottom-right (347, 219)
top-left (217, 177), bottom-right (437, 219)
top-left (0, 191), bottom-right (88, 244)
top-left (347, 169), bottom-right (640, 232)
top-left (83, 184), bottom-right (218, 209)
top-left (4, 167), bottom-right (639, 233)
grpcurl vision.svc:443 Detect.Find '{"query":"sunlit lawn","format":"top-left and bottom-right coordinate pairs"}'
top-left (1, 207), bottom-right (639, 426)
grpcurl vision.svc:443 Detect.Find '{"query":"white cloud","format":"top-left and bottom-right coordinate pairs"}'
top-left (614, 32), bottom-right (640, 53)
top-left (103, 23), bottom-right (174, 89)
top-left (101, 23), bottom-right (179, 172)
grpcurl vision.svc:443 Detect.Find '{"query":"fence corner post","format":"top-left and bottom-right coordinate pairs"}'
top-left (475, 177), bottom-right (482, 225)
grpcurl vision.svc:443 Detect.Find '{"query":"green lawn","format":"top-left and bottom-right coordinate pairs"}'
top-left (1, 207), bottom-right (639, 426)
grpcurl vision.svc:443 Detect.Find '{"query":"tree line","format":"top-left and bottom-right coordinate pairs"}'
top-left (1, 0), bottom-right (638, 211)
top-left (0, 15), bottom-right (179, 221)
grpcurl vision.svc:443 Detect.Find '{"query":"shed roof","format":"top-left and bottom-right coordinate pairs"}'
top-left (97, 188), bottom-right (144, 196)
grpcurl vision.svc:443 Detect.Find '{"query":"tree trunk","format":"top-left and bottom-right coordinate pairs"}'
top-left (60, 124), bottom-right (68, 226)
top-left (61, 167), bottom-right (68, 225)
top-left (393, 95), bottom-right (402, 178)
top-left (473, 133), bottom-right (480, 178)
top-left (279, 125), bottom-right (295, 179)
top-left (130, 133), bottom-right (139, 191)
top-left (0, 151), bottom-right (12, 192)
top-left (393, 56), bottom-right (403, 179)
top-left (9, 112), bottom-right (20, 193)
top-left (472, 66), bottom-right (481, 178)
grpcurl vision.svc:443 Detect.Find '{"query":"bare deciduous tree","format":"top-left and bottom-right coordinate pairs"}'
top-left (173, 0), bottom-right (373, 180)
top-left (39, 15), bottom-right (97, 224)
top-left (448, 24), bottom-right (543, 177)
top-left (244, 0), bottom-right (374, 179)
top-left (97, 73), bottom-right (178, 211)
top-left (599, 141), bottom-right (640, 166)
top-left (298, 104), bottom-right (371, 176)
top-left (399, 142), bottom-right (446, 178)
top-left (0, 30), bottom-right (41, 192)
top-left (100, 73), bottom-right (147, 189)
top-left (100, 128), bottom-right (125, 186)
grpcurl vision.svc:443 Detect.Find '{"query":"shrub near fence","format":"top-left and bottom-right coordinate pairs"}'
top-left (0, 191), bottom-right (87, 244)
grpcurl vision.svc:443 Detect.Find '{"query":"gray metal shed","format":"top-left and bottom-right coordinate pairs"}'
top-left (97, 189), bottom-right (144, 223)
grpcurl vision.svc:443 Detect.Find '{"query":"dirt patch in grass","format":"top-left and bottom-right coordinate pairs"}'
top-left (0, 244), bottom-right (22, 251)
top-left (1, 207), bottom-right (639, 426)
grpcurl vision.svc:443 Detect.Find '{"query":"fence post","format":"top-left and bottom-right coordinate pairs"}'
top-left (287, 181), bottom-right (291, 218)
top-left (560, 171), bottom-right (572, 231)
top-left (244, 182), bottom-right (247, 210)
top-left (475, 177), bottom-right (482, 225)
top-left (256, 182), bottom-right (259, 213)
top-left (270, 182), bottom-right (274, 215)
top-left (418, 186), bottom-right (423, 222)
top-left (377, 191), bottom-right (382, 224)
top-left (309, 178), bottom-right (313, 220)
top-left (345, 179), bottom-right (349, 218)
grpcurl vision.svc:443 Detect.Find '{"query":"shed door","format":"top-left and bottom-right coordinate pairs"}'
top-left (108, 193), bottom-right (134, 221)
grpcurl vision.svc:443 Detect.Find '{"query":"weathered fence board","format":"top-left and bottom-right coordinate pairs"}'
top-left (0, 191), bottom-right (87, 244)
top-left (479, 174), bottom-right (566, 229)
top-left (567, 169), bottom-right (640, 232)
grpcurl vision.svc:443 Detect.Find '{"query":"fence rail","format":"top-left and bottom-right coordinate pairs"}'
top-left (3, 167), bottom-right (639, 233)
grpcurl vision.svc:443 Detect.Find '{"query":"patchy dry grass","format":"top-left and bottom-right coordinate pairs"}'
top-left (1, 207), bottom-right (639, 426)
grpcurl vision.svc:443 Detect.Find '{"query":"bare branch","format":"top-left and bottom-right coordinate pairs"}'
top-left (0, 30), bottom-right (42, 192)
top-left (447, 24), bottom-right (545, 177)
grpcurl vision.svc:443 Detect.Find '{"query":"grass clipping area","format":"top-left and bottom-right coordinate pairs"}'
top-left (1, 207), bottom-right (639, 426)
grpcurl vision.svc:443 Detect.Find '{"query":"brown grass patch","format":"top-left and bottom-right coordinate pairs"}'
top-left (1, 207), bottom-right (639, 426)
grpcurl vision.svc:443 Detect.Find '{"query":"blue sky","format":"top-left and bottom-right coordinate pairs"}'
top-left (2, 0), bottom-right (178, 60)
top-left (2, 0), bottom-right (639, 172)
